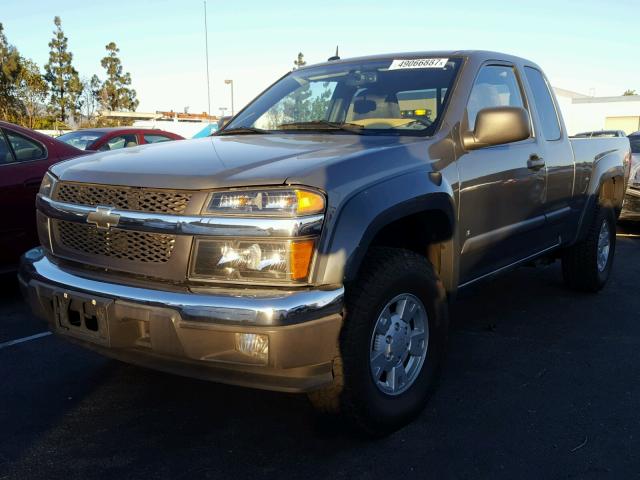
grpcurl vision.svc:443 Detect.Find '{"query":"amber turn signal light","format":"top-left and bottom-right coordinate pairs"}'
top-left (295, 190), bottom-right (325, 215)
top-left (290, 239), bottom-right (315, 280)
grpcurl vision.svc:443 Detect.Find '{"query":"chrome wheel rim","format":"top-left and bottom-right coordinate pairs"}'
top-left (369, 293), bottom-right (429, 396)
top-left (597, 220), bottom-right (611, 272)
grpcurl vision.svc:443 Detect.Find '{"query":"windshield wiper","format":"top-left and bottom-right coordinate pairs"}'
top-left (216, 126), bottom-right (271, 135)
top-left (396, 118), bottom-right (433, 128)
top-left (276, 120), bottom-right (365, 133)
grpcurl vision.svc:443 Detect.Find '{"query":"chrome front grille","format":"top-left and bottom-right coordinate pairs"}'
top-left (55, 220), bottom-right (176, 263)
top-left (54, 182), bottom-right (192, 214)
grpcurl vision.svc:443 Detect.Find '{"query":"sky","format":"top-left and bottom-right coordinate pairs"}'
top-left (2, 0), bottom-right (638, 115)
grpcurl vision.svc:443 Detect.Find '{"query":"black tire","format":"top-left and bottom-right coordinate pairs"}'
top-left (562, 205), bottom-right (616, 292)
top-left (308, 247), bottom-right (449, 436)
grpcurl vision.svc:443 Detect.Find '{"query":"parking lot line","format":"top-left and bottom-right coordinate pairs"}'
top-left (0, 331), bottom-right (52, 350)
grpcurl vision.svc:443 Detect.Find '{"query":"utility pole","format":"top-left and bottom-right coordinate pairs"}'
top-left (204, 0), bottom-right (211, 116)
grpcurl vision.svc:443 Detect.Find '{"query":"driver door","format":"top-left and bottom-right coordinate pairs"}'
top-left (457, 64), bottom-right (550, 285)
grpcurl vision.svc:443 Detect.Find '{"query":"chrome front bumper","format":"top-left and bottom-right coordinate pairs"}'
top-left (19, 248), bottom-right (344, 392)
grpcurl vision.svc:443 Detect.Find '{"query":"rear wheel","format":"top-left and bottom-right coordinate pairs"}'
top-left (308, 247), bottom-right (448, 436)
top-left (562, 205), bottom-right (616, 292)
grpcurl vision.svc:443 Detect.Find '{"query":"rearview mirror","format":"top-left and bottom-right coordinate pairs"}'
top-left (463, 106), bottom-right (530, 150)
top-left (353, 99), bottom-right (377, 115)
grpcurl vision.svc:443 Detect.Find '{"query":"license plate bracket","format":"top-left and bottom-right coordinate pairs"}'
top-left (52, 291), bottom-right (113, 345)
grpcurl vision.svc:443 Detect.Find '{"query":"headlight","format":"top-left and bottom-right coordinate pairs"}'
top-left (205, 188), bottom-right (325, 216)
top-left (39, 172), bottom-right (57, 198)
top-left (196, 187), bottom-right (324, 284)
top-left (190, 238), bottom-right (315, 284)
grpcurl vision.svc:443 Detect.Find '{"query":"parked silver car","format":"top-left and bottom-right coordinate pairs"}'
top-left (620, 133), bottom-right (640, 221)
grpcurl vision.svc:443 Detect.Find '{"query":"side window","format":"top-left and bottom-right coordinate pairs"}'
top-left (0, 131), bottom-right (16, 165)
top-left (524, 67), bottom-right (562, 141)
top-left (4, 130), bottom-right (46, 163)
top-left (99, 134), bottom-right (138, 151)
top-left (144, 134), bottom-right (172, 144)
top-left (467, 65), bottom-right (526, 131)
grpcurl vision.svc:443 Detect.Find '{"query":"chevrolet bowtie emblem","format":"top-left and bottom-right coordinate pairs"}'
top-left (87, 206), bottom-right (120, 230)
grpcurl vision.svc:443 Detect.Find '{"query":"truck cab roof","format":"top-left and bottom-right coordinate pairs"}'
top-left (305, 50), bottom-right (543, 71)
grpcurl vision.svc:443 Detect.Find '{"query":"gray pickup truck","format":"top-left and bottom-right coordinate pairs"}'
top-left (20, 51), bottom-right (631, 435)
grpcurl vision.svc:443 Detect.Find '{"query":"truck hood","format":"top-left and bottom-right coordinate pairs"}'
top-left (51, 134), bottom-right (422, 190)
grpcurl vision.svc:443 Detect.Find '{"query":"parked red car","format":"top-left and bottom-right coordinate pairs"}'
top-left (56, 127), bottom-right (184, 151)
top-left (0, 121), bottom-right (88, 272)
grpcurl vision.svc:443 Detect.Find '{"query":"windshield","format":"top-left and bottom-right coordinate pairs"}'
top-left (629, 136), bottom-right (640, 154)
top-left (57, 131), bottom-right (102, 150)
top-left (224, 57), bottom-right (462, 136)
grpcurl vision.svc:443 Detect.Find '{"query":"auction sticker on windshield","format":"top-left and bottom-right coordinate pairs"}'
top-left (389, 58), bottom-right (449, 70)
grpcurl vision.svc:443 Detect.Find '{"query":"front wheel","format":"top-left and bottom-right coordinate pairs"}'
top-left (308, 247), bottom-right (449, 436)
top-left (562, 205), bottom-right (616, 292)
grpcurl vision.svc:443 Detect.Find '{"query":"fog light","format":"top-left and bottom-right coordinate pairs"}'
top-left (24, 247), bottom-right (44, 261)
top-left (235, 333), bottom-right (269, 363)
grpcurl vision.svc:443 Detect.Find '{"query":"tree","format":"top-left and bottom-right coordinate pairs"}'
top-left (80, 75), bottom-right (101, 126)
top-left (283, 52), bottom-right (312, 121)
top-left (293, 52), bottom-right (306, 70)
top-left (0, 23), bottom-right (23, 121)
top-left (44, 16), bottom-right (83, 124)
top-left (98, 42), bottom-right (138, 111)
top-left (623, 89), bottom-right (637, 96)
top-left (309, 86), bottom-right (333, 119)
top-left (256, 52), bottom-right (332, 129)
top-left (16, 59), bottom-right (48, 129)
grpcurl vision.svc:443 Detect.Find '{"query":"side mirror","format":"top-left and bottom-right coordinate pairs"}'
top-left (463, 106), bottom-right (530, 151)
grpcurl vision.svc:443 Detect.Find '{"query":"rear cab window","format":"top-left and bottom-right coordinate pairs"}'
top-left (524, 67), bottom-right (562, 141)
top-left (397, 88), bottom-right (447, 125)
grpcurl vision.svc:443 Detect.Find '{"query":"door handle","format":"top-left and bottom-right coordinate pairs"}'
top-left (527, 154), bottom-right (545, 170)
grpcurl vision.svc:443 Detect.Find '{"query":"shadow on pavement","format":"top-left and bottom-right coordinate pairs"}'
top-left (617, 220), bottom-right (640, 237)
top-left (2, 232), bottom-right (639, 479)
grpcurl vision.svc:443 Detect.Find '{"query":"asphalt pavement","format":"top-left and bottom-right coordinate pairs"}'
top-left (1, 224), bottom-right (639, 479)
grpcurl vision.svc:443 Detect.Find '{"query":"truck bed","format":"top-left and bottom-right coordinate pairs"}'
top-left (569, 136), bottom-right (631, 199)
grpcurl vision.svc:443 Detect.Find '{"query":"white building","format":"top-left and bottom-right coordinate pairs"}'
top-left (554, 88), bottom-right (640, 135)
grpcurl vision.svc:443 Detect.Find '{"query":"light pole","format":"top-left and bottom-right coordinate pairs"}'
top-left (203, 1), bottom-right (211, 116)
top-left (224, 79), bottom-right (234, 116)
